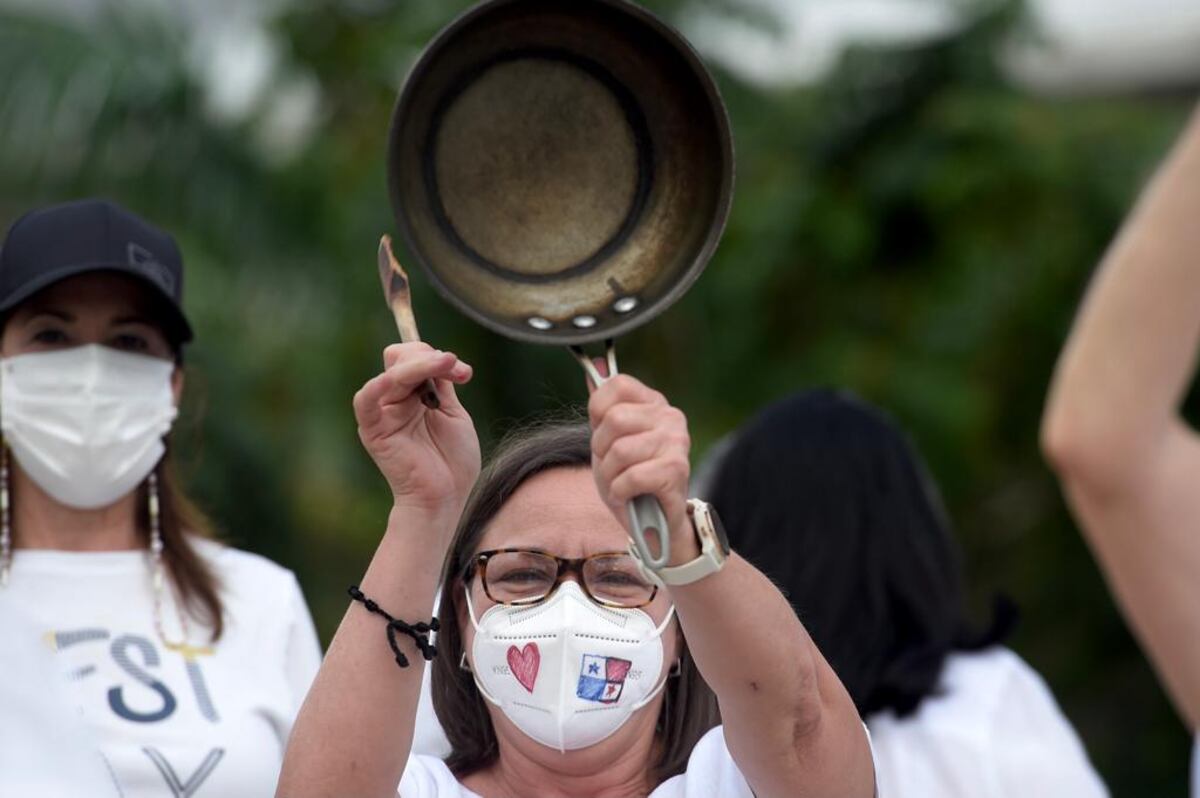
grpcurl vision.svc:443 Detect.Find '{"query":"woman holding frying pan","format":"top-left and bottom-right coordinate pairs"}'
top-left (280, 1), bottom-right (874, 793)
top-left (0, 199), bottom-right (321, 796)
top-left (278, 342), bottom-right (874, 797)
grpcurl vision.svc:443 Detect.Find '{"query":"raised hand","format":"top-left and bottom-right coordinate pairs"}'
top-left (587, 374), bottom-right (693, 563)
top-left (353, 342), bottom-right (480, 518)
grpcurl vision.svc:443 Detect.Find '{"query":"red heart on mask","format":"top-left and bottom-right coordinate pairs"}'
top-left (507, 643), bottom-right (540, 693)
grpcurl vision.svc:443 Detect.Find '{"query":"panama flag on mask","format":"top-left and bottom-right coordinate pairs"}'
top-left (577, 654), bottom-right (633, 704)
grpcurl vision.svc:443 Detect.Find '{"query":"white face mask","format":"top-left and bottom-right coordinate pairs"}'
top-left (0, 344), bottom-right (177, 509)
top-left (466, 580), bottom-right (675, 753)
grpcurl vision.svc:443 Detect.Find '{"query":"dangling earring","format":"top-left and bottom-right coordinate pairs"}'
top-left (668, 658), bottom-right (682, 678)
top-left (149, 470), bottom-right (163, 580)
top-left (0, 442), bottom-right (10, 587)
top-left (459, 651), bottom-right (472, 672)
top-left (149, 470), bottom-right (189, 651)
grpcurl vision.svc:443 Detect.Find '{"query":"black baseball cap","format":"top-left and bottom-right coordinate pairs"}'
top-left (0, 198), bottom-right (194, 345)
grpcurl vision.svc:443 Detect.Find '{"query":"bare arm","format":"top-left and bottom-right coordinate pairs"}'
top-left (1042, 104), bottom-right (1200, 730)
top-left (277, 344), bottom-right (479, 798)
top-left (671, 558), bottom-right (872, 798)
top-left (590, 378), bottom-right (874, 798)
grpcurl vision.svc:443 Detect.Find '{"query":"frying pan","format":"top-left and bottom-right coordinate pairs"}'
top-left (388, 0), bottom-right (733, 569)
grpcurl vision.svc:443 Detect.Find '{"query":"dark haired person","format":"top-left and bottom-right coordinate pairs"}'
top-left (1042, 105), bottom-right (1200, 794)
top-left (278, 345), bottom-right (875, 797)
top-left (703, 390), bottom-right (1107, 797)
top-left (0, 199), bottom-right (321, 796)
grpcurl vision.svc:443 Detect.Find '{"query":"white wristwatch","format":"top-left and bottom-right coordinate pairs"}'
top-left (631, 498), bottom-right (731, 587)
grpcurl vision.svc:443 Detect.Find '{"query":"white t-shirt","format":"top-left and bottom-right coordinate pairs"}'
top-left (0, 538), bottom-right (322, 798)
top-left (1191, 737), bottom-right (1198, 797)
top-left (868, 647), bottom-right (1109, 798)
top-left (413, 590), bottom-right (453, 759)
top-left (399, 724), bottom-right (753, 797)
top-left (0, 608), bottom-right (119, 798)
top-left (414, 665), bottom-right (453, 758)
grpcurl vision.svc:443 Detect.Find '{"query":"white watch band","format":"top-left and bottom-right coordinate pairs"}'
top-left (631, 499), bottom-right (727, 587)
top-left (654, 542), bottom-right (723, 585)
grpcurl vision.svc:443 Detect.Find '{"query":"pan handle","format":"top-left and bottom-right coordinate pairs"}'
top-left (626, 494), bottom-right (672, 570)
top-left (570, 341), bottom-right (673, 570)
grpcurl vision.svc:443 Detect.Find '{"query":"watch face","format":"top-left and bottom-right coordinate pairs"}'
top-left (707, 505), bottom-right (732, 556)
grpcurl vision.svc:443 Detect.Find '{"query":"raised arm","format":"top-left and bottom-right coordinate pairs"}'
top-left (1041, 104), bottom-right (1200, 729)
top-left (589, 377), bottom-right (874, 798)
top-left (277, 343), bottom-right (479, 798)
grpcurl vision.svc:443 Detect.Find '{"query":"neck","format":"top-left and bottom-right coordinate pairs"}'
top-left (10, 464), bottom-right (141, 552)
top-left (470, 699), bottom-right (664, 798)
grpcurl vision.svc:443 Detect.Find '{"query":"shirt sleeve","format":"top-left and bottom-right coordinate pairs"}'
top-left (281, 573), bottom-right (323, 718)
top-left (651, 725), bottom-right (755, 798)
top-left (412, 665), bottom-right (453, 757)
top-left (398, 753), bottom-right (472, 798)
top-left (990, 660), bottom-right (1110, 798)
top-left (398, 754), bottom-right (435, 798)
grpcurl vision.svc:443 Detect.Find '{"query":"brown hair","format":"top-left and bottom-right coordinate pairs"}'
top-left (141, 448), bottom-right (225, 642)
top-left (430, 418), bottom-right (720, 784)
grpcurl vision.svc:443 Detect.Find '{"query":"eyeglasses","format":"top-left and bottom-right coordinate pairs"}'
top-left (463, 548), bottom-right (659, 609)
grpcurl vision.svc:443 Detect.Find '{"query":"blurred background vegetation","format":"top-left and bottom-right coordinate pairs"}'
top-left (0, 0), bottom-right (1193, 793)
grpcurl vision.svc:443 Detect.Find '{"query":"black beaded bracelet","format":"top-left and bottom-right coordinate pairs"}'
top-left (347, 585), bottom-right (439, 669)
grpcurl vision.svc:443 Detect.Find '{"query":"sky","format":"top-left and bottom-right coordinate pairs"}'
top-left (686, 0), bottom-right (1200, 92)
top-left (11, 0), bottom-right (1200, 95)
top-left (6, 0), bottom-right (1199, 161)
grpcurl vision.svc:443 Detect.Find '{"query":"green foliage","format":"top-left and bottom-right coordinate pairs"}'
top-left (0, 1), bottom-right (1191, 792)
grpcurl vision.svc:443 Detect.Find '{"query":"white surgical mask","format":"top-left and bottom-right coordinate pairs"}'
top-left (466, 580), bottom-right (674, 753)
top-left (1, 344), bottom-right (177, 509)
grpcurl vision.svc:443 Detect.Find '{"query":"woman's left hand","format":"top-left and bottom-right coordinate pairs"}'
top-left (588, 375), bottom-right (693, 563)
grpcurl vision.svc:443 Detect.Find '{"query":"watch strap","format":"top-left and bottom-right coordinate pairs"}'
top-left (631, 499), bottom-right (727, 587)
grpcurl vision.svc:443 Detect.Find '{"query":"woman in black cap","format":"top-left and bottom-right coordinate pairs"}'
top-left (0, 199), bottom-right (321, 797)
top-left (701, 389), bottom-right (1108, 798)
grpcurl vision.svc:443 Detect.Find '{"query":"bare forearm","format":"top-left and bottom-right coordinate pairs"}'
top-left (1044, 106), bottom-right (1200, 478)
top-left (277, 504), bottom-right (458, 798)
top-left (1061, 460), bottom-right (1200, 729)
top-left (671, 555), bottom-right (873, 798)
top-left (1042, 105), bottom-right (1200, 731)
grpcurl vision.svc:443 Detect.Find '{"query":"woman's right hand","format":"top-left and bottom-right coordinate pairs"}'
top-left (353, 342), bottom-right (480, 515)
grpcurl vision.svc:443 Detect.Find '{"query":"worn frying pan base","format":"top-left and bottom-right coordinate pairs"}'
top-left (389, 0), bottom-right (733, 345)
top-left (430, 50), bottom-right (652, 284)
